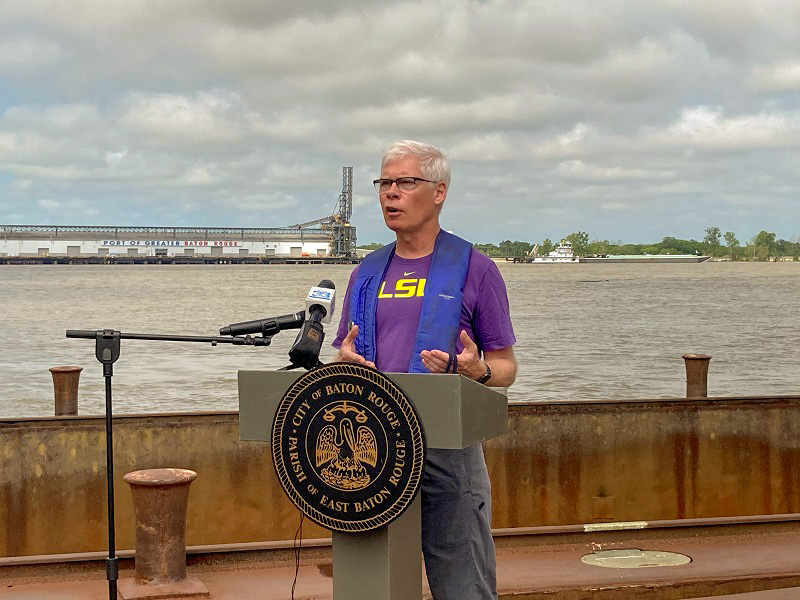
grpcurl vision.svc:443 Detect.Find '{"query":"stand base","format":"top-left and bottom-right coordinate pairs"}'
top-left (117, 576), bottom-right (209, 599)
top-left (333, 495), bottom-right (422, 600)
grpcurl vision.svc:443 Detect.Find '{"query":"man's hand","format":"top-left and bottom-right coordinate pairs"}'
top-left (335, 324), bottom-right (376, 368)
top-left (419, 330), bottom-right (484, 380)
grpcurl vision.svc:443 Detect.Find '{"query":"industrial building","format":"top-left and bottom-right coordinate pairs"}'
top-left (0, 168), bottom-right (357, 264)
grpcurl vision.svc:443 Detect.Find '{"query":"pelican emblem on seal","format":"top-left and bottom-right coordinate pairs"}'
top-left (315, 401), bottom-right (378, 491)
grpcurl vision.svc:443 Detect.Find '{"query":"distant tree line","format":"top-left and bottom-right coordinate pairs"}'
top-left (358, 242), bottom-right (385, 250)
top-left (467, 228), bottom-right (800, 261)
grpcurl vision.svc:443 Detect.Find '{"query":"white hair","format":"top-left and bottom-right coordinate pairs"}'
top-left (381, 140), bottom-right (451, 187)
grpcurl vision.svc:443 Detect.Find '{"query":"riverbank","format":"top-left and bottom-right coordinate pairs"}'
top-left (0, 256), bottom-right (360, 265)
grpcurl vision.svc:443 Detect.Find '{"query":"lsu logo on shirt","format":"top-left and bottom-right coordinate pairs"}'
top-left (378, 278), bottom-right (426, 298)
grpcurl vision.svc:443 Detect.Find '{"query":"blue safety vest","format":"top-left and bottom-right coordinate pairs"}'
top-left (349, 230), bottom-right (472, 373)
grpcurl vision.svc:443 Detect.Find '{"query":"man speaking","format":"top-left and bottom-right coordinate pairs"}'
top-left (332, 140), bottom-right (517, 600)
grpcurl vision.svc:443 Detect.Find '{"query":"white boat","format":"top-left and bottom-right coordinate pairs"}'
top-left (528, 241), bottom-right (580, 263)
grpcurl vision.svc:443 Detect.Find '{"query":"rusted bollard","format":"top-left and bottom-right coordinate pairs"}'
top-left (49, 366), bottom-right (82, 416)
top-left (683, 354), bottom-right (712, 398)
top-left (118, 468), bottom-right (209, 599)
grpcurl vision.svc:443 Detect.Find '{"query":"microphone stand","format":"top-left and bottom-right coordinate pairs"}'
top-left (65, 328), bottom-right (273, 600)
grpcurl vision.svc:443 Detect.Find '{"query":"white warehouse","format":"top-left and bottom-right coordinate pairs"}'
top-left (0, 225), bottom-right (339, 261)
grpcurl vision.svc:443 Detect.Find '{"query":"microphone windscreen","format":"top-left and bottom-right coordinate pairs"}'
top-left (306, 283), bottom-right (336, 324)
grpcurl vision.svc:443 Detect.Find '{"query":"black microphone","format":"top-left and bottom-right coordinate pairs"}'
top-left (289, 280), bottom-right (336, 369)
top-left (219, 311), bottom-right (305, 337)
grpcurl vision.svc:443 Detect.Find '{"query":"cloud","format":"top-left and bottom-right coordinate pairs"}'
top-left (534, 124), bottom-right (597, 159)
top-left (556, 160), bottom-right (674, 182)
top-left (0, 0), bottom-right (797, 243)
top-left (601, 202), bottom-right (629, 211)
top-left (652, 106), bottom-right (800, 150)
top-left (120, 91), bottom-right (247, 146)
top-left (749, 61), bottom-right (800, 92)
top-left (249, 109), bottom-right (322, 142)
top-left (0, 38), bottom-right (61, 74)
top-left (35, 197), bottom-right (99, 218)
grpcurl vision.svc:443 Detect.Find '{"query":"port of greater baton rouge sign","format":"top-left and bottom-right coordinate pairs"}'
top-left (272, 363), bottom-right (426, 533)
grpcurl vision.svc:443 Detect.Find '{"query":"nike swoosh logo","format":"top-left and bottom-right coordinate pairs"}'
top-left (403, 271), bottom-right (415, 276)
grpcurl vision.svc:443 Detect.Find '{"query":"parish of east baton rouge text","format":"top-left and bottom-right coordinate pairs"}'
top-left (101, 240), bottom-right (241, 246)
top-left (287, 382), bottom-right (408, 515)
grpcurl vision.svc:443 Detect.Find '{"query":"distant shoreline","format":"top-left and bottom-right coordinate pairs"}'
top-left (0, 256), bottom-right (361, 266)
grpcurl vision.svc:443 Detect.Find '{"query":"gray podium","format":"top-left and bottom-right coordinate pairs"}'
top-left (239, 371), bottom-right (508, 600)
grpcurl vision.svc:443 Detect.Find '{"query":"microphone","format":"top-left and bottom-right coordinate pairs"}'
top-left (290, 280), bottom-right (336, 369)
top-left (305, 280), bottom-right (336, 324)
top-left (219, 311), bottom-right (305, 337)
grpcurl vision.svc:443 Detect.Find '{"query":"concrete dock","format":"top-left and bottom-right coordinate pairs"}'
top-left (4, 519), bottom-right (800, 599)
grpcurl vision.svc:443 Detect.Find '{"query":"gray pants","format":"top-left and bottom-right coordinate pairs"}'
top-left (421, 444), bottom-right (497, 600)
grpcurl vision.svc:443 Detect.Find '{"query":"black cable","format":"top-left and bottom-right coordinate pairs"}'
top-left (291, 513), bottom-right (304, 599)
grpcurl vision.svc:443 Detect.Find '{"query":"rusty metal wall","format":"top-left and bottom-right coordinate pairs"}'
top-left (486, 397), bottom-right (800, 527)
top-left (0, 412), bottom-right (330, 558)
top-left (3, 396), bottom-right (800, 557)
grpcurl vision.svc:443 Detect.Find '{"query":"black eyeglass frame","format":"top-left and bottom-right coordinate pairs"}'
top-left (372, 177), bottom-right (436, 192)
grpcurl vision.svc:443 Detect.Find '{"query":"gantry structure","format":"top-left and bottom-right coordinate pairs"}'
top-left (289, 166), bottom-right (355, 257)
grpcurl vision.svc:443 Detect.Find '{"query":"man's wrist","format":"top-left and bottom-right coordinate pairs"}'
top-left (475, 361), bottom-right (492, 384)
top-left (472, 360), bottom-right (490, 382)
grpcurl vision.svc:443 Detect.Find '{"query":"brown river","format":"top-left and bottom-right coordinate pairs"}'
top-left (1, 262), bottom-right (798, 417)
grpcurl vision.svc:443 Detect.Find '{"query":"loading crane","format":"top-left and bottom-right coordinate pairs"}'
top-left (290, 167), bottom-right (356, 257)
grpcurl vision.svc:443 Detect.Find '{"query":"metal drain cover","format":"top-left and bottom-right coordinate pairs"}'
top-left (581, 548), bottom-right (691, 569)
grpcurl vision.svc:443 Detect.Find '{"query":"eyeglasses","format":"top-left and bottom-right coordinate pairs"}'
top-left (372, 177), bottom-right (435, 193)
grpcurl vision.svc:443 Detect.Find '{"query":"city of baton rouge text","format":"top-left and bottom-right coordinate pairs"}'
top-left (321, 383), bottom-right (402, 430)
top-left (284, 384), bottom-right (410, 515)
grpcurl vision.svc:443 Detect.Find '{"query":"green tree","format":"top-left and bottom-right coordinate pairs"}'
top-left (498, 240), bottom-right (533, 257)
top-left (659, 236), bottom-right (703, 255)
top-left (539, 238), bottom-right (555, 255)
top-left (703, 227), bottom-right (722, 256)
top-left (474, 243), bottom-right (499, 257)
top-left (723, 231), bottom-right (740, 261)
top-left (751, 230), bottom-right (777, 261)
top-left (359, 242), bottom-right (385, 250)
top-left (565, 231), bottom-right (589, 257)
top-left (587, 239), bottom-right (609, 256)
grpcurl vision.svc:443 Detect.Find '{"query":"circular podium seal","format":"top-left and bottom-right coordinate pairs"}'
top-left (272, 363), bottom-right (426, 533)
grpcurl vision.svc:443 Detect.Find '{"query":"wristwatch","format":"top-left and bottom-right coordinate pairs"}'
top-left (477, 362), bottom-right (492, 384)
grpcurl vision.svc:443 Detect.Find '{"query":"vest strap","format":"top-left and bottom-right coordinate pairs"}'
top-left (349, 230), bottom-right (472, 372)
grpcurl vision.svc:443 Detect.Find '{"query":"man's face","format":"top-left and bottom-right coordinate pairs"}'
top-left (378, 155), bottom-right (446, 234)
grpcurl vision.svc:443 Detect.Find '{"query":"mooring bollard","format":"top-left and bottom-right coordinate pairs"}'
top-left (118, 468), bottom-right (209, 599)
top-left (49, 366), bottom-right (83, 416)
top-left (682, 354), bottom-right (712, 398)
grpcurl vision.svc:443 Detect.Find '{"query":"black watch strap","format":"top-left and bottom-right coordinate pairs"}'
top-left (477, 362), bottom-right (492, 384)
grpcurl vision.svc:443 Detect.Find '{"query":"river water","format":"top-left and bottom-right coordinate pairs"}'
top-left (1, 262), bottom-right (798, 417)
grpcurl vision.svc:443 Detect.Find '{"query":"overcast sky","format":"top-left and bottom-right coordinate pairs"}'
top-left (1, 1), bottom-right (798, 245)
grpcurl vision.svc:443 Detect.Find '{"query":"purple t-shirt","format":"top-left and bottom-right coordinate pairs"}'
top-left (332, 248), bottom-right (516, 373)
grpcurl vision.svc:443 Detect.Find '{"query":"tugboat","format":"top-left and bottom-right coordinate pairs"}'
top-left (514, 240), bottom-right (579, 263)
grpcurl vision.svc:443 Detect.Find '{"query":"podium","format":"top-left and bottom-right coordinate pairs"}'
top-left (239, 370), bottom-right (508, 600)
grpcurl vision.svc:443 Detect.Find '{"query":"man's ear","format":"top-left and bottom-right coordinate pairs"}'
top-left (434, 182), bottom-right (447, 207)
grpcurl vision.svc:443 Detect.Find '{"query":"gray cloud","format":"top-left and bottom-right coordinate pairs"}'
top-left (0, 0), bottom-right (798, 242)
